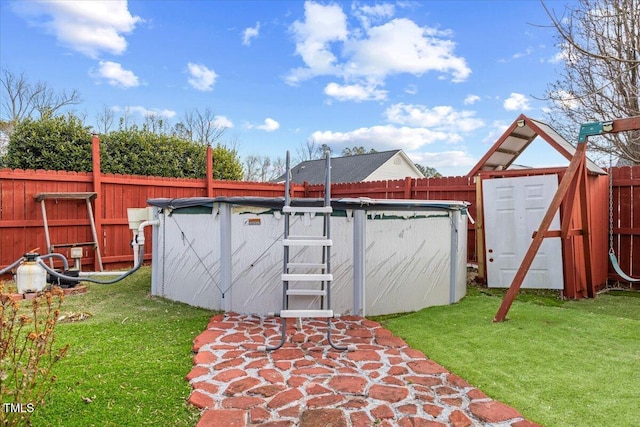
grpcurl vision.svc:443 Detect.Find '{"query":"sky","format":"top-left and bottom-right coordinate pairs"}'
top-left (0, 0), bottom-right (579, 177)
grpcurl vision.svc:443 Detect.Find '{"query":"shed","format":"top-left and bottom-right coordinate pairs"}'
top-left (468, 114), bottom-right (609, 298)
top-left (146, 196), bottom-right (468, 316)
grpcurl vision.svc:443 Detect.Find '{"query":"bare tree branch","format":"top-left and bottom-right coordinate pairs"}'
top-left (0, 68), bottom-right (81, 135)
top-left (244, 155), bottom-right (260, 181)
top-left (542, 0), bottom-right (640, 164)
top-left (95, 105), bottom-right (115, 134)
top-left (181, 108), bottom-right (227, 145)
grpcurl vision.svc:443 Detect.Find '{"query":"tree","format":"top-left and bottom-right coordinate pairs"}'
top-left (258, 156), bottom-right (271, 182)
top-left (341, 146), bottom-right (378, 156)
top-left (414, 163), bottom-right (441, 178)
top-left (244, 155), bottom-right (285, 181)
top-left (143, 113), bottom-right (167, 135)
top-left (271, 156), bottom-right (285, 180)
top-left (178, 108), bottom-right (227, 145)
top-left (244, 155), bottom-right (260, 181)
top-left (542, 0), bottom-right (640, 164)
top-left (95, 105), bottom-right (115, 134)
top-left (117, 107), bottom-right (134, 131)
top-left (295, 139), bottom-right (329, 163)
top-left (171, 122), bottom-right (192, 141)
top-left (0, 69), bottom-right (81, 137)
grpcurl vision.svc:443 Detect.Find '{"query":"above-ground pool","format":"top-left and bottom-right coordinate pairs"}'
top-left (146, 197), bottom-right (469, 317)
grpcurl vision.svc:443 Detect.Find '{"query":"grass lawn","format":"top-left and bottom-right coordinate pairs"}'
top-left (378, 283), bottom-right (640, 427)
top-left (27, 267), bottom-right (214, 427)
top-left (11, 267), bottom-right (639, 426)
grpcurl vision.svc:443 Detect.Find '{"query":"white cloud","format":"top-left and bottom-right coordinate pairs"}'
top-left (324, 82), bottom-right (387, 102)
top-left (286, 3), bottom-right (470, 92)
top-left (343, 18), bottom-right (471, 83)
top-left (481, 120), bottom-right (511, 144)
top-left (112, 105), bottom-right (176, 119)
top-left (353, 3), bottom-right (395, 28)
top-left (91, 61), bottom-right (139, 88)
top-left (247, 118), bottom-right (280, 132)
top-left (212, 115), bottom-right (234, 129)
top-left (551, 90), bottom-right (580, 110)
top-left (548, 51), bottom-right (566, 64)
top-left (385, 104), bottom-right (485, 132)
top-left (287, 1), bottom-right (348, 84)
top-left (405, 84), bottom-right (418, 95)
top-left (311, 125), bottom-right (457, 151)
top-left (548, 42), bottom-right (574, 64)
top-left (411, 150), bottom-right (476, 169)
top-left (187, 63), bottom-right (217, 91)
top-left (12, 0), bottom-right (141, 58)
top-left (512, 47), bottom-right (534, 59)
top-left (464, 94), bottom-right (480, 105)
top-left (503, 93), bottom-right (531, 111)
top-left (243, 22), bottom-right (260, 46)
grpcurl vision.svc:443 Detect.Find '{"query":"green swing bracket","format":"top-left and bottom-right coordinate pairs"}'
top-left (578, 120), bottom-right (614, 143)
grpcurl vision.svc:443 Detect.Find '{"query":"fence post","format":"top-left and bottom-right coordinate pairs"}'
top-left (206, 144), bottom-right (214, 197)
top-left (404, 176), bottom-right (412, 199)
top-left (91, 134), bottom-right (104, 271)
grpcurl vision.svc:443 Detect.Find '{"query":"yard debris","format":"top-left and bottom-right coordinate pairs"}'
top-left (58, 311), bottom-right (93, 323)
top-left (81, 395), bottom-right (96, 404)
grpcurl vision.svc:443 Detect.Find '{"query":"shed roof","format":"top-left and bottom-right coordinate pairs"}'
top-left (467, 114), bottom-right (606, 176)
top-left (276, 149), bottom-right (420, 184)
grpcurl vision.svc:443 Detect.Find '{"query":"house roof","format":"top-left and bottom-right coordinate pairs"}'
top-left (467, 114), bottom-right (607, 176)
top-left (278, 149), bottom-right (415, 184)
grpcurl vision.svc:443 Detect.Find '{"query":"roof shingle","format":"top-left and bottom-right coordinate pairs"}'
top-left (277, 150), bottom-right (402, 184)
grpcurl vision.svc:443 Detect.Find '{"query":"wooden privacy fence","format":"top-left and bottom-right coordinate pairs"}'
top-left (609, 165), bottom-right (640, 284)
top-left (305, 175), bottom-right (478, 261)
top-left (0, 136), bottom-right (477, 274)
top-left (0, 135), bottom-right (638, 285)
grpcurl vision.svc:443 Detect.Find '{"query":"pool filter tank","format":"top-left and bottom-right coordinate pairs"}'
top-left (16, 253), bottom-right (47, 294)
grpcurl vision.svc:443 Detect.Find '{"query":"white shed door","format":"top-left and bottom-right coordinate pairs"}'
top-left (483, 174), bottom-right (564, 289)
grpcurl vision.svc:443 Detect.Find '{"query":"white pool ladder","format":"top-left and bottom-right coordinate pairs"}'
top-left (260, 150), bottom-right (353, 352)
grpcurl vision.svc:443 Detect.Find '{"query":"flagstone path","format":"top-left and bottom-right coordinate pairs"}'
top-left (187, 312), bottom-right (541, 427)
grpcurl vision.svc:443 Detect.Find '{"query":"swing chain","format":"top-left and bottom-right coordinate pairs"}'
top-left (608, 151), bottom-right (615, 253)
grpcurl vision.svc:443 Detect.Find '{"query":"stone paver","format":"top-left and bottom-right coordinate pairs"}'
top-left (188, 313), bottom-right (542, 427)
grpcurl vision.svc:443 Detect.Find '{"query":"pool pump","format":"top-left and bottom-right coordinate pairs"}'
top-left (1, 210), bottom-right (159, 289)
top-left (16, 253), bottom-right (47, 294)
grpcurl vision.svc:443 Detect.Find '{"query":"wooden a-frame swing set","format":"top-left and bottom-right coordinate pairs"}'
top-left (495, 116), bottom-right (640, 322)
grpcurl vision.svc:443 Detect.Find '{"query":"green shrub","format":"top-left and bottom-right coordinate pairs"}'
top-left (4, 114), bottom-right (92, 172)
top-left (99, 127), bottom-right (205, 177)
top-left (3, 116), bottom-right (244, 180)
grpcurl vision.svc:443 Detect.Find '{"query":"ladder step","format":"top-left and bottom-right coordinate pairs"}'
top-left (286, 289), bottom-right (327, 296)
top-left (287, 262), bottom-right (327, 269)
top-left (282, 273), bottom-right (333, 281)
top-left (283, 206), bottom-right (332, 214)
top-left (280, 309), bottom-right (334, 318)
top-left (283, 238), bottom-right (332, 246)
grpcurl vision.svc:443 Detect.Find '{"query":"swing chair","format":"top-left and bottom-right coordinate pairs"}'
top-left (607, 153), bottom-right (640, 282)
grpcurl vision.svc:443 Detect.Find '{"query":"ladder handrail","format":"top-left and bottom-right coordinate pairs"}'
top-left (324, 149), bottom-right (331, 205)
top-left (324, 150), bottom-right (332, 313)
top-left (261, 149), bottom-right (351, 351)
